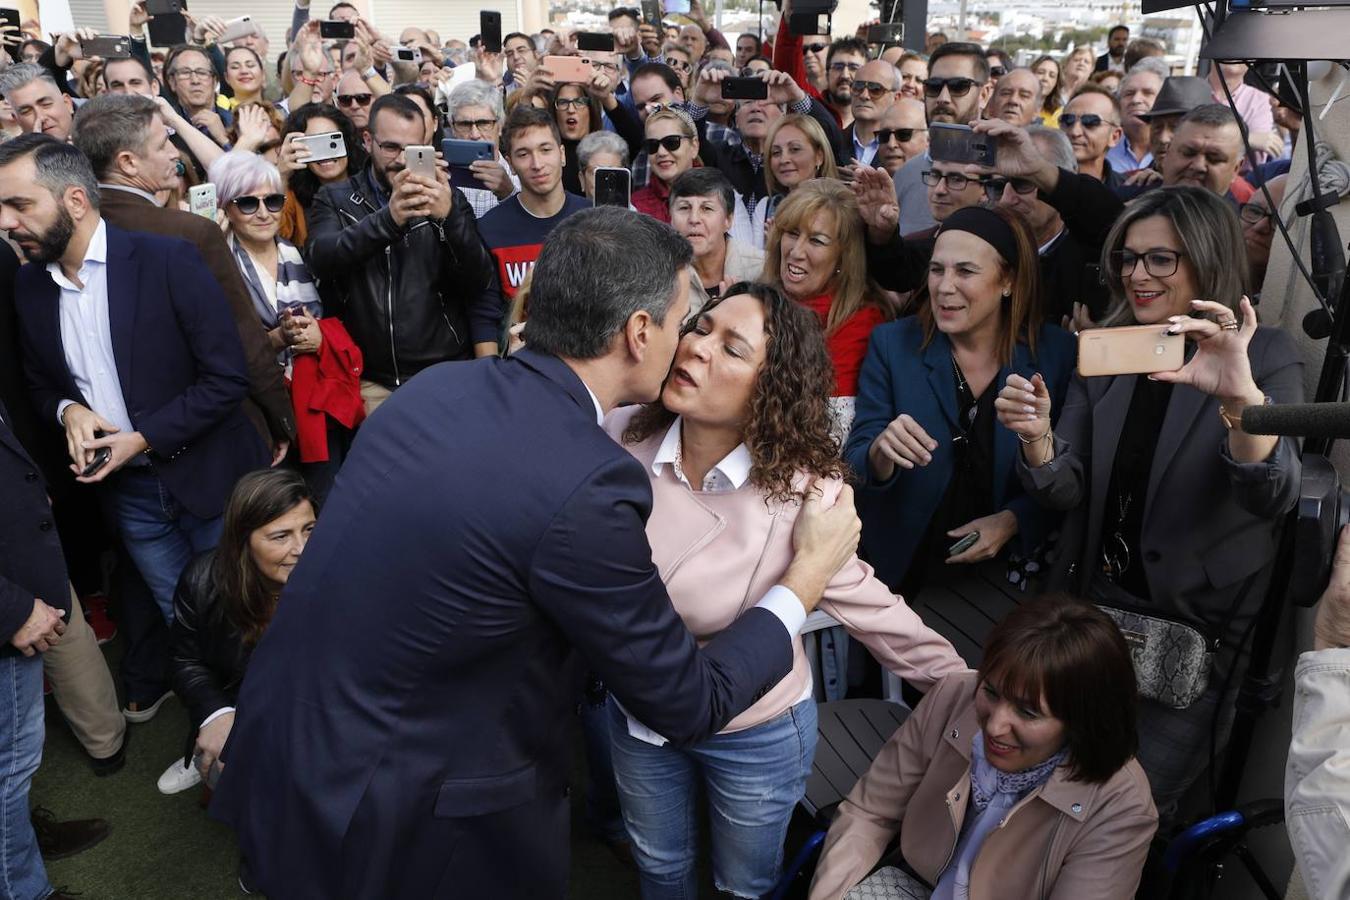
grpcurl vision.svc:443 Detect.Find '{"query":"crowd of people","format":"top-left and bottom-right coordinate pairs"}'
top-left (0, 1), bottom-right (1343, 898)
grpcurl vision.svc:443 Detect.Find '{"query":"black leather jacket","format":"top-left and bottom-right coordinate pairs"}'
top-left (305, 166), bottom-right (499, 389)
top-left (170, 552), bottom-right (250, 742)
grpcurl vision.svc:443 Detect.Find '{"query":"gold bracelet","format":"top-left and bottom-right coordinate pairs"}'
top-left (1017, 426), bottom-right (1052, 445)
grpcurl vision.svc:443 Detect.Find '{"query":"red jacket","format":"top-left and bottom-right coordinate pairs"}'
top-left (289, 318), bottom-right (365, 463)
top-left (798, 293), bottom-right (888, 396)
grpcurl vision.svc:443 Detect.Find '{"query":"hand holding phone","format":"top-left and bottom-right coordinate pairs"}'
top-left (947, 531), bottom-right (980, 558)
top-left (930, 123), bottom-right (997, 167)
top-left (81, 430), bottom-right (113, 478)
top-left (319, 19), bottom-right (355, 40)
top-left (1076, 325), bottom-right (1185, 377)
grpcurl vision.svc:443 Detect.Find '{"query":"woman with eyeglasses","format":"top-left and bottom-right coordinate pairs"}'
top-left (223, 46), bottom-right (267, 109)
top-left (542, 64), bottom-right (643, 196)
top-left (845, 206), bottom-right (1074, 598)
top-left (1031, 54), bottom-right (1065, 126)
top-left (276, 102), bottom-right (367, 246)
top-left (995, 186), bottom-right (1303, 826)
top-left (632, 107), bottom-right (701, 223)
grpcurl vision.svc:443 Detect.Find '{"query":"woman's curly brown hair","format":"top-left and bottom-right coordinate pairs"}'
top-left (623, 282), bottom-right (845, 504)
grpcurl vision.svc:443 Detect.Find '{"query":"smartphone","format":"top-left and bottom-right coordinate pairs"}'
top-left (393, 46), bottom-right (422, 63)
top-left (593, 166), bottom-right (631, 207)
top-left (788, 12), bottom-right (827, 36)
top-left (298, 131), bottom-right (346, 162)
top-left (0, 8), bottom-right (20, 32)
top-left (1076, 325), bottom-right (1185, 378)
top-left (480, 10), bottom-right (503, 54)
top-left (721, 76), bottom-right (768, 100)
top-left (577, 31), bottom-right (615, 52)
top-left (319, 19), bottom-right (355, 40)
top-left (449, 165), bottom-right (490, 191)
top-left (188, 182), bottom-right (217, 219)
top-left (441, 138), bottom-right (494, 166)
top-left (641, 0), bottom-right (662, 22)
top-left (866, 23), bottom-right (904, 44)
top-left (81, 431), bottom-right (112, 478)
top-left (947, 531), bottom-right (980, 558)
top-left (217, 15), bottom-right (257, 43)
top-left (404, 145), bottom-right (437, 179)
top-left (543, 55), bottom-right (594, 83)
top-left (763, 192), bottom-right (784, 222)
top-left (80, 36), bottom-right (132, 59)
top-left (929, 123), bottom-right (997, 167)
top-left (146, 12), bottom-right (187, 48)
top-left (144, 0), bottom-right (181, 14)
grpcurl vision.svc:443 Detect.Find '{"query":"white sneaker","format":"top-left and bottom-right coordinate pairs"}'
top-left (157, 758), bottom-right (202, 795)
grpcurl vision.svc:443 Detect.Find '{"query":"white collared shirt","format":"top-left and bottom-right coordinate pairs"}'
top-left (52, 220), bottom-right (135, 435)
top-left (651, 416), bottom-right (752, 493)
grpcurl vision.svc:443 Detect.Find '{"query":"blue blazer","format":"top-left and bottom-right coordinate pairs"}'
top-left (843, 318), bottom-right (1077, 589)
top-left (210, 349), bottom-right (793, 899)
top-left (14, 224), bottom-right (268, 519)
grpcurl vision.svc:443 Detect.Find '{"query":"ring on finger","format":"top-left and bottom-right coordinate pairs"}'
top-left (1220, 320), bottom-right (1240, 331)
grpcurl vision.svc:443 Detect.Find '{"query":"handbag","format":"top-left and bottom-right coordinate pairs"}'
top-left (844, 866), bottom-right (933, 900)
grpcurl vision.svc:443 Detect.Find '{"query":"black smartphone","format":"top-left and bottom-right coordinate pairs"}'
top-left (641, 0), bottom-right (662, 23)
top-left (81, 431), bottom-right (112, 478)
top-left (947, 531), bottom-right (980, 558)
top-left (721, 76), bottom-right (768, 100)
top-left (0, 7), bottom-right (20, 32)
top-left (929, 123), bottom-right (997, 167)
top-left (576, 31), bottom-right (615, 52)
top-left (146, 12), bottom-right (187, 47)
top-left (593, 166), bottom-right (631, 208)
top-left (319, 19), bottom-right (355, 40)
top-left (480, 11), bottom-right (502, 53)
top-left (80, 35), bottom-right (132, 59)
top-left (788, 12), bottom-right (827, 36)
top-left (144, 0), bottom-right (181, 15)
top-left (866, 23), bottom-right (904, 44)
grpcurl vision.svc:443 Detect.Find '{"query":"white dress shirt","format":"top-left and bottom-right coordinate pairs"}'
top-left (51, 220), bottom-right (136, 440)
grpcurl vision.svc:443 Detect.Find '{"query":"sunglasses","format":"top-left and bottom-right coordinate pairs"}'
top-left (231, 193), bottom-right (287, 215)
top-left (850, 80), bottom-right (890, 98)
top-left (337, 92), bottom-right (373, 107)
top-left (983, 176), bottom-right (1038, 201)
top-left (923, 76), bottom-right (982, 98)
top-left (802, 42), bottom-right (828, 54)
top-left (877, 127), bottom-right (925, 143)
top-left (666, 57), bottom-right (691, 72)
top-left (644, 134), bottom-right (689, 154)
top-left (1059, 113), bottom-right (1118, 129)
top-left (921, 170), bottom-right (985, 190)
top-left (989, 65), bottom-right (1007, 78)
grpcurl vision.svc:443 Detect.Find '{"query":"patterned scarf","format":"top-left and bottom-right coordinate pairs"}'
top-left (969, 730), bottom-right (1068, 815)
top-left (231, 234), bottom-right (323, 330)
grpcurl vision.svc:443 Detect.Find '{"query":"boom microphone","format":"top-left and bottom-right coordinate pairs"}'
top-left (1240, 401), bottom-right (1350, 438)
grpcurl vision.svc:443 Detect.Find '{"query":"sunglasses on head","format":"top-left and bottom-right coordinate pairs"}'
top-left (877, 127), bottom-right (925, 143)
top-left (923, 76), bottom-right (981, 98)
top-left (337, 92), bottom-right (373, 107)
top-left (644, 134), bottom-right (689, 154)
top-left (231, 193), bottom-right (287, 215)
top-left (802, 42), bottom-right (828, 54)
top-left (850, 80), bottom-right (890, 98)
top-left (1059, 113), bottom-right (1117, 129)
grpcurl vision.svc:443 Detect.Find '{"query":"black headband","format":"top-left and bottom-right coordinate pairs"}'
top-left (936, 206), bottom-right (1020, 272)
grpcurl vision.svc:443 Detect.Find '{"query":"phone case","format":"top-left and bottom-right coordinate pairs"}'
top-left (480, 11), bottom-right (503, 53)
top-left (441, 139), bottom-right (494, 166)
top-left (394, 47), bottom-right (422, 63)
top-left (1076, 325), bottom-right (1185, 377)
top-left (721, 77), bottom-right (768, 100)
top-left (146, 13), bottom-right (186, 48)
top-left (866, 23), bottom-right (904, 43)
top-left (217, 16), bottom-right (257, 43)
top-left (144, 0), bottom-right (181, 15)
top-left (929, 123), bottom-right (997, 167)
top-left (543, 55), bottom-right (594, 83)
top-left (641, 0), bottom-right (662, 23)
top-left (188, 184), bottom-right (217, 219)
top-left (593, 167), bottom-right (631, 207)
top-left (319, 20), bottom-right (355, 39)
top-left (404, 146), bottom-right (437, 179)
top-left (81, 37), bottom-right (131, 58)
top-left (299, 131), bottom-right (346, 162)
top-left (577, 32), bottom-right (614, 52)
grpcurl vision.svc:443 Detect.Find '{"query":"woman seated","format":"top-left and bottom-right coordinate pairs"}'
top-left (631, 107), bottom-right (700, 223)
top-left (668, 168), bottom-right (765, 316)
top-left (845, 206), bottom-right (1075, 597)
top-left (162, 469), bottom-right (317, 793)
top-left (810, 595), bottom-right (1158, 900)
top-left (605, 282), bottom-right (967, 899)
top-left (210, 150), bottom-right (360, 501)
top-left (760, 178), bottom-right (891, 435)
top-left (755, 114), bottom-right (840, 241)
top-left (997, 186), bottom-right (1303, 823)
top-left (276, 102), bottom-right (367, 246)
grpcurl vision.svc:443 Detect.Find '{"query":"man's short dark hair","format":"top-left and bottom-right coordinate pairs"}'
top-left (1067, 81), bottom-right (1121, 118)
top-left (524, 207), bottom-right (692, 359)
top-left (737, 33), bottom-right (762, 52)
top-left (368, 93), bottom-right (423, 136)
top-left (826, 37), bottom-right (868, 67)
top-left (1109, 24), bottom-right (1130, 39)
top-left (630, 61), bottom-right (682, 96)
top-left (607, 6), bottom-right (640, 24)
top-left (71, 94), bottom-right (161, 179)
top-left (669, 167), bottom-right (735, 216)
top-left (100, 55), bottom-right (156, 88)
top-left (1180, 102), bottom-right (1239, 130)
top-left (503, 31), bottom-right (533, 50)
top-left (0, 133), bottom-right (100, 209)
top-left (928, 41), bottom-right (990, 82)
top-left (985, 48), bottom-right (1012, 69)
top-left (328, 1), bottom-right (358, 17)
top-left (500, 104), bottom-right (561, 157)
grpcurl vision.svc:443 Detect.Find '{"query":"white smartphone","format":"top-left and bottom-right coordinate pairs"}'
top-left (218, 15), bottom-right (257, 43)
top-left (188, 183), bottom-right (217, 219)
top-left (297, 131), bottom-right (346, 162)
top-left (404, 145), bottom-right (437, 179)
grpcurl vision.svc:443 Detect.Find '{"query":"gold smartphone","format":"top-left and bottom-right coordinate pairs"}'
top-left (1076, 325), bottom-right (1185, 378)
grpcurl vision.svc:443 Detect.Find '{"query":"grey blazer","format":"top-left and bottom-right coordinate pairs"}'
top-left (1016, 325), bottom-right (1304, 648)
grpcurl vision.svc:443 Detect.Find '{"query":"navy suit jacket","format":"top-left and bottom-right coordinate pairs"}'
top-left (844, 318), bottom-right (1077, 589)
top-left (14, 223), bottom-right (267, 519)
top-left (211, 349), bottom-right (793, 899)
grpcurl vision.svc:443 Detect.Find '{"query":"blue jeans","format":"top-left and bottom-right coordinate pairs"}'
top-left (0, 653), bottom-right (52, 900)
top-left (609, 698), bottom-right (818, 899)
top-left (104, 468), bottom-right (223, 624)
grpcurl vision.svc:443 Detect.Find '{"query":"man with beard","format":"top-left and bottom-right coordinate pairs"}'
top-left (3, 134), bottom-right (269, 630)
top-left (1095, 25), bottom-right (1129, 73)
top-left (305, 93), bottom-right (496, 415)
top-left (892, 41), bottom-right (994, 234)
top-left (822, 37), bottom-right (867, 128)
top-left (874, 98), bottom-right (928, 175)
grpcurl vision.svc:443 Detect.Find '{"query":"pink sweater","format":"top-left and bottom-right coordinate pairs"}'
top-left (605, 408), bottom-right (967, 734)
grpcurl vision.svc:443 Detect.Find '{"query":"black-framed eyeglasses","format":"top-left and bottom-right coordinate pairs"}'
top-left (554, 96), bottom-right (589, 110)
top-left (644, 134), bottom-right (689, 154)
top-left (982, 176), bottom-right (1038, 201)
top-left (922, 169), bottom-right (985, 190)
top-left (1239, 202), bottom-right (1275, 226)
top-left (802, 42), bottom-right (828, 54)
top-left (452, 117), bottom-right (498, 133)
top-left (850, 80), bottom-right (890, 98)
top-left (231, 193), bottom-right (286, 215)
top-left (336, 92), bottom-right (372, 107)
top-left (1109, 248), bottom-right (1186, 278)
top-left (877, 127), bottom-right (925, 144)
top-left (1059, 113), bottom-right (1117, 129)
top-left (589, 60), bottom-right (620, 73)
top-left (923, 76), bottom-right (981, 98)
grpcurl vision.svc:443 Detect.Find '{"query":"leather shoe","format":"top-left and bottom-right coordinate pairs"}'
top-left (31, 807), bottom-right (110, 860)
top-left (89, 729), bottom-right (128, 778)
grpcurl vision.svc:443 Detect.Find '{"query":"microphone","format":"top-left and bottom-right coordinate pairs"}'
top-left (1240, 401), bottom-right (1350, 438)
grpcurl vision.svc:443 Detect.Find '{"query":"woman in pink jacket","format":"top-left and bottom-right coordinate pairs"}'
top-left (603, 282), bottom-right (967, 899)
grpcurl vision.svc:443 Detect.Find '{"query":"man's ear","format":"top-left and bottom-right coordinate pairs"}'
top-left (624, 308), bottom-right (654, 362)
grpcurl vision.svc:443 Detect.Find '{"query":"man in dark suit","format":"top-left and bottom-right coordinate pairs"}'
top-left (1, 134), bottom-right (270, 629)
top-left (212, 207), bottom-right (861, 898)
top-left (1095, 25), bottom-right (1129, 73)
top-left (70, 93), bottom-right (295, 458)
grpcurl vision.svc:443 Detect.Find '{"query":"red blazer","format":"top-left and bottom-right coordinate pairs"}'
top-left (289, 318), bottom-right (365, 462)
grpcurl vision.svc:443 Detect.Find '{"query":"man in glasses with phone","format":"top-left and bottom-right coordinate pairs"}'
top-left (846, 59), bottom-right (900, 166)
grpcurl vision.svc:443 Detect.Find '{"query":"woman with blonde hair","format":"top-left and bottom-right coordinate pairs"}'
top-left (754, 113), bottom-right (840, 239)
top-left (631, 106), bottom-right (701, 223)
